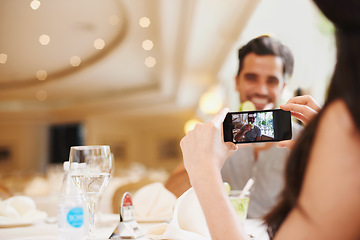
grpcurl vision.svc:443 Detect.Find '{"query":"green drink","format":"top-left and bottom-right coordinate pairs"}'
top-left (229, 190), bottom-right (250, 223)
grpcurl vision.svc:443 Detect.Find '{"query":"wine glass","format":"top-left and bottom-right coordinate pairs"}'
top-left (69, 145), bottom-right (112, 240)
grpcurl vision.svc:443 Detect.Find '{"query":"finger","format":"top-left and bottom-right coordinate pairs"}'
top-left (281, 103), bottom-right (317, 125)
top-left (185, 122), bottom-right (201, 135)
top-left (286, 95), bottom-right (309, 104)
top-left (281, 103), bottom-right (317, 119)
top-left (179, 136), bottom-right (186, 149)
top-left (212, 108), bottom-right (229, 125)
top-left (277, 140), bottom-right (290, 148)
top-left (289, 112), bottom-right (308, 124)
top-left (225, 142), bottom-right (238, 151)
top-left (193, 122), bottom-right (204, 129)
top-left (286, 95), bottom-right (321, 111)
top-left (277, 140), bottom-right (296, 150)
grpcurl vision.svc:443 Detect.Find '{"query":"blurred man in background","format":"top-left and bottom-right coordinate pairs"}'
top-left (220, 35), bottom-right (305, 218)
top-left (166, 35), bottom-right (303, 218)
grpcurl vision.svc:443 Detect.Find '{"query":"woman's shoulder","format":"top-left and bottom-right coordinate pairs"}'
top-left (304, 98), bottom-right (360, 193)
top-left (314, 99), bottom-right (360, 163)
top-left (296, 99), bottom-right (360, 238)
top-left (303, 98), bottom-right (360, 188)
top-left (319, 99), bottom-right (360, 137)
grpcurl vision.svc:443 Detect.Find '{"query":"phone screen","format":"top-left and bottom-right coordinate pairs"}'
top-left (223, 109), bottom-right (292, 144)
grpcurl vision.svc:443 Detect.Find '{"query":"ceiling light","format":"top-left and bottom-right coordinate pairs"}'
top-left (0, 54), bottom-right (7, 64)
top-left (94, 39), bottom-right (105, 50)
top-left (144, 56), bottom-right (156, 68)
top-left (36, 70), bottom-right (47, 81)
top-left (70, 56), bottom-right (81, 67)
top-left (139, 17), bottom-right (151, 28)
top-left (184, 119), bottom-right (201, 134)
top-left (30, 0), bottom-right (41, 10)
top-left (36, 90), bottom-right (47, 101)
top-left (108, 15), bottom-right (120, 26)
top-left (142, 40), bottom-right (153, 50)
top-left (39, 34), bottom-right (50, 45)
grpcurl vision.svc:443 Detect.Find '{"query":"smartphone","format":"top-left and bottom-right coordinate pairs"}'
top-left (223, 109), bottom-right (292, 144)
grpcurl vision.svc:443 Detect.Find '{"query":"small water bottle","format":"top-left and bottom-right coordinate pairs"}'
top-left (58, 161), bottom-right (88, 240)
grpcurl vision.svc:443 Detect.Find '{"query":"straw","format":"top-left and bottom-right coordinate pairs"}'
top-left (238, 178), bottom-right (254, 199)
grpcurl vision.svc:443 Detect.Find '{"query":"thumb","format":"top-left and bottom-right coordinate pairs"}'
top-left (225, 142), bottom-right (238, 151)
top-left (277, 140), bottom-right (295, 150)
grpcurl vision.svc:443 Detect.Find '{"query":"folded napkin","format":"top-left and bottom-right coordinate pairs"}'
top-left (133, 182), bottom-right (177, 222)
top-left (146, 187), bottom-right (211, 240)
top-left (0, 196), bottom-right (47, 224)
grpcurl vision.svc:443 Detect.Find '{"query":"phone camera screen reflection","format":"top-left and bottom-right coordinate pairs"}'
top-left (231, 112), bottom-right (274, 143)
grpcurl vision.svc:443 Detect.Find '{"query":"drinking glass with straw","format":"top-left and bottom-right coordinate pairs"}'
top-left (229, 178), bottom-right (254, 223)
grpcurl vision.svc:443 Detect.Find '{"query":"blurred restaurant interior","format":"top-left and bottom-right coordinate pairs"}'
top-left (0, 0), bottom-right (335, 214)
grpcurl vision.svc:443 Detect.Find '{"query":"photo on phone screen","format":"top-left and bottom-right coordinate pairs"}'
top-left (223, 109), bottom-right (292, 144)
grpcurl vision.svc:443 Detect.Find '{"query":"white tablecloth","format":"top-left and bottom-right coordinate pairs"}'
top-left (0, 214), bottom-right (269, 240)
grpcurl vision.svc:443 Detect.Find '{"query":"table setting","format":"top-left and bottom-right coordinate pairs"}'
top-left (0, 189), bottom-right (269, 240)
top-left (0, 145), bottom-right (269, 240)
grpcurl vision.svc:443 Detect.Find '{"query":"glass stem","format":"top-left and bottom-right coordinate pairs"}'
top-left (87, 200), bottom-right (96, 238)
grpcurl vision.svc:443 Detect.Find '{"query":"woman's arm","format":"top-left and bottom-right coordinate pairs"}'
top-left (275, 100), bottom-right (360, 239)
top-left (180, 102), bottom-right (360, 240)
top-left (180, 108), bottom-right (249, 240)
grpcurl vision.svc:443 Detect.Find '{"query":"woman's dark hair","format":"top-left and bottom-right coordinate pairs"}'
top-left (264, 0), bottom-right (360, 238)
top-left (237, 35), bottom-right (294, 81)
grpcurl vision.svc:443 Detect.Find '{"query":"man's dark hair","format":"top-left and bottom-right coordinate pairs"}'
top-left (237, 35), bottom-right (294, 81)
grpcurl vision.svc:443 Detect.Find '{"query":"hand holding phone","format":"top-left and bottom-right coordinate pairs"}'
top-left (223, 109), bottom-right (292, 144)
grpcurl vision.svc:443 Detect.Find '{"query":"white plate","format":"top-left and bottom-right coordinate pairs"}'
top-left (0, 220), bottom-right (35, 228)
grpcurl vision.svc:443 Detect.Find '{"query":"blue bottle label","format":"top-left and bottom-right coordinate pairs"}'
top-left (67, 207), bottom-right (84, 228)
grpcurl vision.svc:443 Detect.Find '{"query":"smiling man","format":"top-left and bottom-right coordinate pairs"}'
top-left (165, 36), bottom-right (302, 218)
top-left (235, 35), bottom-right (293, 111)
top-left (221, 35), bottom-right (302, 218)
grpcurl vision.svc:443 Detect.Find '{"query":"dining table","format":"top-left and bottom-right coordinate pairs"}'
top-left (0, 213), bottom-right (270, 240)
